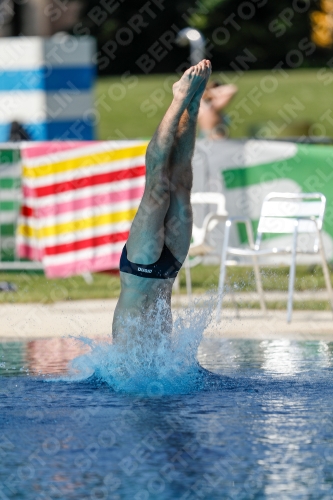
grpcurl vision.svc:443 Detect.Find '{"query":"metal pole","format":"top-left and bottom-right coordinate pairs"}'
top-left (216, 221), bottom-right (230, 322)
top-left (245, 219), bottom-right (266, 313)
top-left (287, 222), bottom-right (299, 323)
top-left (176, 28), bottom-right (205, 65)
top-left (317, 227), bottom-right (333, 315)
top-left (184, 256), bottom-right (192, 304)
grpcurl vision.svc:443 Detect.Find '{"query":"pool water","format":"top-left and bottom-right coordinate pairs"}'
top-left (1, 336), bottom-right (333, 499)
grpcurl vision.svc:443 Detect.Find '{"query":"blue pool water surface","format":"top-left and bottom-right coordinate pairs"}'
top-left (1, 336), bottom-right (333, 499)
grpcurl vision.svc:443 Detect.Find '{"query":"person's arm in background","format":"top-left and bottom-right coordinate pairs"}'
top-left (207, 84), bottom-right (238, 112)
top-left (197, 83), bottom-right (238, 138)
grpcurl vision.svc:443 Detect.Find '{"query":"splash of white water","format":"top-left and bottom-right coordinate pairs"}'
top-left (65, 294), bottom-right (216, 395)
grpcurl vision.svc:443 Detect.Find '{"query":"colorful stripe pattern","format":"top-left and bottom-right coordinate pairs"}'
top-left (17, 141), bottom-right (148, 278)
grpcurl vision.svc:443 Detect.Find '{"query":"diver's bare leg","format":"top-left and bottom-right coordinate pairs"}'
top-left (165, 60), bottom-right (211, 262)
top-left (126, 63), bottom-right (207, 265)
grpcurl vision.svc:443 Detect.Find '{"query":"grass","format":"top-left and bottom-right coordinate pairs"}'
top-left (178, 264), bottom-right (333, 294)
top-left (96, 69), bottom-right (333, 140)
top-left (0, 272), bottom-right (121, 304)
top-left (97, 74), bottom-right (177, 140)
top-left (0, 265), bottom-right (331, 306)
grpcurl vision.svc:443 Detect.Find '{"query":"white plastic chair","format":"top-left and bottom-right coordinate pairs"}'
top-left (217, 192), bottom-right (333, 323)
top-left (183, 192), bottom-right (228, 297)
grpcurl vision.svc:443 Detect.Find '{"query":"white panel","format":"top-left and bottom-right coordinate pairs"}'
top-left (0, 91), bottom-right (46, 122)
top-left (0, 91), bottom-right (94, 123)
top-left (45, 91), bottom-right (93, 119)
top-left (191, 192), bottom-right (227, 215)
top-left (261, 201), bottom-right (324, 217)
top-left (0, 37), bottom-right (95, 70)
top-left (244, 140), bottom-right (297, 166)
top-left (44, 37), bottom-right (95, 67)
top-left (258, 217), bottom-right (318, 234)
top-left (0, 37), bottom-right (44, 70)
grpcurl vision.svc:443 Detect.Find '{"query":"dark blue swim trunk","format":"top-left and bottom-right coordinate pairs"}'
top-left (119, 244), bottom-right (182, 279)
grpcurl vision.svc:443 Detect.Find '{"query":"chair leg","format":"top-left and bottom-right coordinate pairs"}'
top-left (287, 224), bottom-right (298, 323)
top-left (82, 272), bottom-right (93, 284)
top-left (318, 230), bottom-right (333, 315)
top-left (244, 218), bottom-right (265, 314)
top-left (216, 222), bottom-right (230, 322)
top-left (252, 255), bottom-right (266, 314)
top-left (184, 257), bottom-right (192, 304)
top-left (173, 274), bottom-right (180, 305)
top-left (230, 285), bottom-right (240, 318)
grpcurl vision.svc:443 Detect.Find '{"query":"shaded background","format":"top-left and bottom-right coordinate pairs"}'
top-left (1, 0), bottom-right (332, 74)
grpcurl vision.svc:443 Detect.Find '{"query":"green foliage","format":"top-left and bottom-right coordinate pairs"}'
top-left (187, 0), bottom-right (227, 29)
top-left (99, 19), bottom-right (120, 44)
top-left (76, 0), bottom-right (328, 74)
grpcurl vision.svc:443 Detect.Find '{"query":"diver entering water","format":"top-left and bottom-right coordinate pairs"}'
top-left (112, 60), bottom-right (212, 343)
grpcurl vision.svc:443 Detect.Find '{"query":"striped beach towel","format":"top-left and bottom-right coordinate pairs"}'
top-left (17, 141), bottom-right (148, 278)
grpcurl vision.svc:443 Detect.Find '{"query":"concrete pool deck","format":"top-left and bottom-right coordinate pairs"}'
top-left (0, 293), bottom-right (332, 341)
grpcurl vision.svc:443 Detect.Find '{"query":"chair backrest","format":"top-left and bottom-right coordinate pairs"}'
top-left (190, 192), bottom-right (228, 246)
top-left (191, 192), bottom-right (227, 216)
top-left (256, 192), bottom-right (326, 250)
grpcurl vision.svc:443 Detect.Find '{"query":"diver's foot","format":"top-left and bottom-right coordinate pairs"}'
top-left (172, 60), bottom-right (210, 106)
top-left (187, 60), bottom-right (211, 115)
top-left (191, 60), bottom-right (211, 105)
